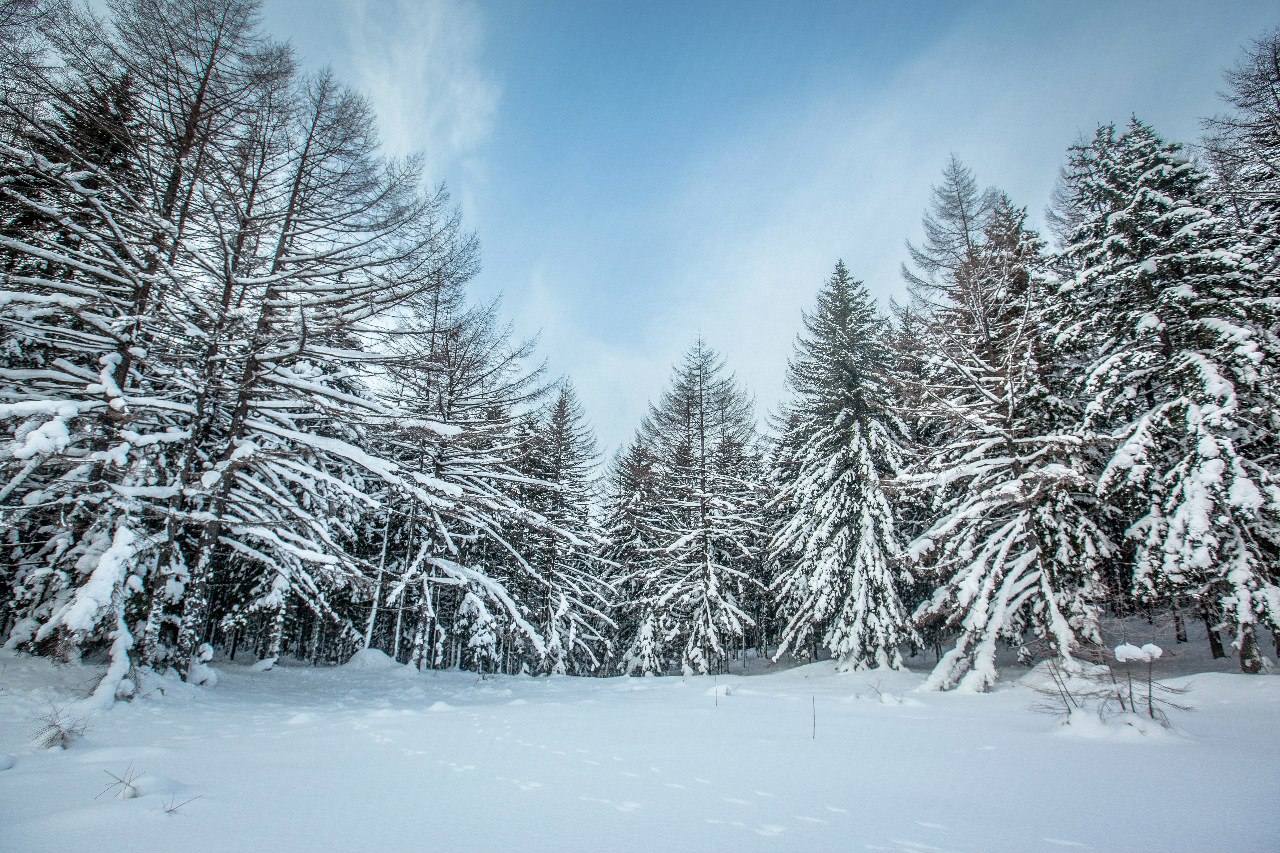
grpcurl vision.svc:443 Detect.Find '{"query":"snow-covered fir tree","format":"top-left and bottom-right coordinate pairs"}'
top-left (603, 438), bottom-right (666, 675)
top-left (1052, 119), bottom-right (1280, 673)
top-left (770, 261), bottom-right (917, 670)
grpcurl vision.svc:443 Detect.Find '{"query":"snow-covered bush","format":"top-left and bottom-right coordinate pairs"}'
top-left (31, 704), bottom-right (90, 750)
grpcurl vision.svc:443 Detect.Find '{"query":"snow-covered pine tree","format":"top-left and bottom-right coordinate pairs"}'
top-left (770, 261), bottom-right (917, 670)
top-left (156, 65), bottom-right (476, 677)
top-left (1053, 119), bottom-right (1280, 673)
top-left (0, 57), bottom-right (189, 702)
top-left (519, 381), bottom-right (613, 674)
top-left (621, 339), bottom-right (765, 675)
top-left (603, 438), bottom-right (666, 675)
top-left (1, 0), bottom-right (546, 692)
top-left (904, 162), bottom-right (1113, 692)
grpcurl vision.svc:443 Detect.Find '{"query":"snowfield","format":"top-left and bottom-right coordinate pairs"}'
top-left (1, 648), bottom-right (1276, 853)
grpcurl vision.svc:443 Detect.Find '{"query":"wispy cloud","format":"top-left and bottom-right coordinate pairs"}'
top-left (345, 0), bottom-right (499, 206)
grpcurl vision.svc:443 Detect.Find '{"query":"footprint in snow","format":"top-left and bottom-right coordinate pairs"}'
top-left (497, 776), bottom-right (543, 791)
top-left (436, 760), bottom-right (475, 773)
top-left (579, 796), bottom-right (642, 812)
top-left (887, 839), bottom-right (947, 852)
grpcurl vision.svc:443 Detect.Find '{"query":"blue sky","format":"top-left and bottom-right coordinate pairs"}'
top-left (261, 0), bottom-right (1277, 455)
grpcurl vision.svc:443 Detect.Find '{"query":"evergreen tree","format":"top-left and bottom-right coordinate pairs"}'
top-left (1054, 119), bottom-right (1280, 673)
top-left (770, 261), bottom-right (917, 670)
top-left (603, 439), bottom-right (665, 675)
top-left (521, 381), bottom-right (612, 674)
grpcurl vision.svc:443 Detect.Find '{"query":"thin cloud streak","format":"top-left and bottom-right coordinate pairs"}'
top-left (345, 0), bottom-right (499, 217)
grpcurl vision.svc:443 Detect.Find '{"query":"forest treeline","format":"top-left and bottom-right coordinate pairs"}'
top-left (0, 1), bottom-right (1276, 701)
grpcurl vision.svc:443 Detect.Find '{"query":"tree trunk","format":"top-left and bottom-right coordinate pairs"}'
top-left (1239, 624), bottom-right (1263, 674)
top-left (363, 517), bottom-right (391, 649)
top-left (262, 599), bottom-right (287, 666)
top-left (1201, 604), bottom-right (1226, 659)
top-left (176, 537), bottom-right (218, 678)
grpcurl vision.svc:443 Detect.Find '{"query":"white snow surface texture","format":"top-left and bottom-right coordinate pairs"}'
top-left (0, 648), bottom-right (1275, 853)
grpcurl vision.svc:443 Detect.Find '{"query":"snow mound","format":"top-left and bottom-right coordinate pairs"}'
top-left (1115, 643), bottom-right (1163, 663)
top-left (188, 662), bottom-right (218, 687)
top-left (0, 754), bottom-right (14, 771)
top-left (342, 648), bottom-right (402, 670)
top-left (132, 666), bottom-right (201, 701)
top-left (129, 772), bottom-right (195, 799)
top-left (1055, 710), bottom-right (1178, 741)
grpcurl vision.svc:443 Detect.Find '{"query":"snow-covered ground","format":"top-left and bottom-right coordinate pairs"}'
top-left (1, 639), bottom-right (1276, 853)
